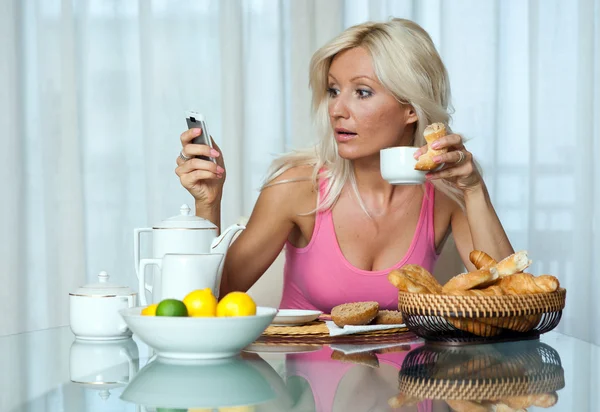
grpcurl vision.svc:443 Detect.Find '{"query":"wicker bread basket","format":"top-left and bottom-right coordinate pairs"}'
top-left (397, 341), bottom-right (565, 401)
top-left (398, 288), bottom-right (566, 344)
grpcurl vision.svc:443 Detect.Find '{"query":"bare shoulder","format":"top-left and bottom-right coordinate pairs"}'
top-left (260, 165), bottom-right (318, 215)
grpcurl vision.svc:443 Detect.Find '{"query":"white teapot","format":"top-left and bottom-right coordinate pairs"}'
top-left (133, 204), bottom-right (244, 298)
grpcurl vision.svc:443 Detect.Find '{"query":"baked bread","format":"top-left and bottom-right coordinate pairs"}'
top-left (494, 251), bottom-right (531, 276)
top-left (388, 393), bottom-right (421, 408)
top-left (401, 264), bottom-right (443, 294)
top-left (442, 269), bottom-right (499, 293)
top-left (414, 123), bottom-right (449, 171)
top-left (388, 270), bottom-right (432, 294)
top-left (331, 302), bottom-right (379, 328)
top-left (498, 273), bottom-right (559, 294)
top-left (445, 399), bottom-right (492, 412)
top-left (446, 317), bottom-right (501, 337)
top-left (469, 250), bottom-right (497, 270)
top-left (331, 350), bottom-right (379, 368)
top-left (373, 310), bottom-right (404, 325)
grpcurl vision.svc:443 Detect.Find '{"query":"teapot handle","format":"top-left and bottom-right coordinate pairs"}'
top-left (134, 228), bottom-right (152, 279)
top-left (138, 258), bottom-right (161, 306)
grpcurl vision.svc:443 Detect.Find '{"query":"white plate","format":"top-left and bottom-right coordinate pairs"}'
top-left (119, 306), bottom-right (277, 360)
top-left (271, 309), bottom-right (323, 326)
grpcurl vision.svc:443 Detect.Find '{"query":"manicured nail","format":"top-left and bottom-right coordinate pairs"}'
top-left (217, 166), bottom-right (225, 173)
top-left (433, 156), bottom-right (442, 163)
top-left (210, 149), bottom-right (220, 157)
top-left (192, 128), bottom-right (201, 136)
top-left (431, 142), bottom-right (440, 149)
top-left (413, 151), bottom-right (420, 159)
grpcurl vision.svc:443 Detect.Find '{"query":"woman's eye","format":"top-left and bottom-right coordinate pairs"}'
top-left (356, 89), bottom-right (373, 99)
top-left (327, 87), bottom-right (339, 97)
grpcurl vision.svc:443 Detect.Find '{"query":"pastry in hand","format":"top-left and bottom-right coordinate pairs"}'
top-left (331, 302), bottom-right (379, 327)
top-left (414, 123), bottom-right (448, 171)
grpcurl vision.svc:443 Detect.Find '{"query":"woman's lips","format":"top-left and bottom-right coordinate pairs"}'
top-left (334, 130), bottom-right (357, 142)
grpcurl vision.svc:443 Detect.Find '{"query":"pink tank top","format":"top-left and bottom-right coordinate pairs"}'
top-left (279, 173), bottom-right (440, 313)
top-left (286, 344), bottom-right (433, 412)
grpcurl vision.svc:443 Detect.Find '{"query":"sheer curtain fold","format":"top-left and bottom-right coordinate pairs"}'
top-left (1, 0), bottom-right (598, 344)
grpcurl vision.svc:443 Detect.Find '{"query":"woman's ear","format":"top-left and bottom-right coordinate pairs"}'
top-left (406, 106), bottom-right (418, 124)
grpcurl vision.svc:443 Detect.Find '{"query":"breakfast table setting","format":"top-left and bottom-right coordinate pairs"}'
top-left (3, 204), bottom-right (597, 411)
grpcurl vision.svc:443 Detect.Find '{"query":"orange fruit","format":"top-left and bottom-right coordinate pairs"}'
top-left (216, 292), bottom-right (257, 317)
top-left (141, 303), bottom-right (158, 316)
top-left (183, 288), bottom-right (218, 317)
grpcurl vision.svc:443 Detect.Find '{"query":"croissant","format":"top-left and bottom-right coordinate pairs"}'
top-left (442, 269), bottom-right (499, 293)
top-left (493, 251), bottom-right (531, 276)
top-left (469, 250), bottom-right (497, 270)
top-left (401, 264), bottom-right (443, 294)
top-left (498, 273), bottom-right (559, 294)
top-left (414, 123), bottom-right (448, 171)
top-left (388, 270), bottom-right (431, 294)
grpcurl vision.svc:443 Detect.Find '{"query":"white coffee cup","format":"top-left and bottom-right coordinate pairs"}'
top-left (138, 253), bottom-right (224, 305)
top-left (380, 146), bottom-right (429, 185)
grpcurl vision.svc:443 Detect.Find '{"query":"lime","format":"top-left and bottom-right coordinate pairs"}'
top-left (156, 299), bottom-right (188, 317)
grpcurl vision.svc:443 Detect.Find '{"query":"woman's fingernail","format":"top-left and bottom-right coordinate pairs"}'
top-left (217, 166), bottom-right (225, 173)
top-left (210, 149), bottom-right (220, 157)
top-left (431, 142), bottom-right (440, 149)
top-left (433, 156), bottom-right (442, 163)
top-left (193, 128), bottom-right (201, 136)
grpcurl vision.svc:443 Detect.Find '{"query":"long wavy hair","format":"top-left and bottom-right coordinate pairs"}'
top-left (262, 18), bottom-right (465, 215)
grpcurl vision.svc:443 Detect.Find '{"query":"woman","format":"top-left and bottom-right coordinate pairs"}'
top-left (175, 18), bottom-right (513, 313)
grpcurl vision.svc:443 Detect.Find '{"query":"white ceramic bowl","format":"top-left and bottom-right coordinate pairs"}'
top-left (380, 146), bottom-right (439, 185)
top-left (121, 356), bottom-right (282, 409)
top-left (119, 306), bottom-right (278, 360)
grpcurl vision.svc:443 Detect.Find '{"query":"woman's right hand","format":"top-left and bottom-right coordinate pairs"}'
top-left (175, 128), bottom-right (226, 206)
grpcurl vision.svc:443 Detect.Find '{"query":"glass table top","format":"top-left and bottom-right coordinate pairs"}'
top-left (2, 327), bottom-right (598, 411)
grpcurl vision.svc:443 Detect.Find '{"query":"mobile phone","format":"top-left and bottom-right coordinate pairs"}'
top-left (185, 110), bottom-right (216, 163)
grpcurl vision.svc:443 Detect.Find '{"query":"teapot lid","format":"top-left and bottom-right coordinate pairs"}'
top-left (153, 204), bottom-right (218, 230)
top-left (71, 271), bottom-right (135, 297)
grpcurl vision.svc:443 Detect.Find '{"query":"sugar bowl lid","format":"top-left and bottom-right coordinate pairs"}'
top-left (70, 271), bottom-right (135, 297)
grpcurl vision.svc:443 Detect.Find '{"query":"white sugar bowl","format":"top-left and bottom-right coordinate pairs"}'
top-left (69, 271), bottom-right (136, 340)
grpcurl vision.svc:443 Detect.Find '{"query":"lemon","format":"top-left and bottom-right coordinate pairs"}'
top-left (156, 299), bottom-right (188, 317)
top-left (141, 303), bottom-right (159, 316)
top-left (216, 292), bottom-right (257, 317)
top-left (183, 288), bottom-right (218, 317)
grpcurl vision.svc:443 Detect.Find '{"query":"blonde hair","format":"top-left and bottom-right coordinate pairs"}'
top-left (262, 18), bottom-right (466, 214)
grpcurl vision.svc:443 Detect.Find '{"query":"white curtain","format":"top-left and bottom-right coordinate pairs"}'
top-left (1, 0), bottom-right (598, 344)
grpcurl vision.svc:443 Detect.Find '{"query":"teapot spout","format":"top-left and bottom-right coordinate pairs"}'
top-left (210, 224), bottom-right (245, 296)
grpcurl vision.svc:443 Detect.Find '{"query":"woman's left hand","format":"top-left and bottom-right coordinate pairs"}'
top-left (413, 133), bottom-right (482, 191)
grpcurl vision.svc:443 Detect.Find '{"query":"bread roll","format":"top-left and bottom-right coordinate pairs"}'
top-left (388, 270), bottom-right (433, 294)
top-left (498, 273), bottom-right (559, 294)
top-left (331, 302), bottom-right (379, 327)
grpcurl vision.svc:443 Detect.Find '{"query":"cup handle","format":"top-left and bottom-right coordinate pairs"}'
top-left (134, 228), bottom-right (152, 279)
top-left (138, 258), bottom-right (161, 306)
